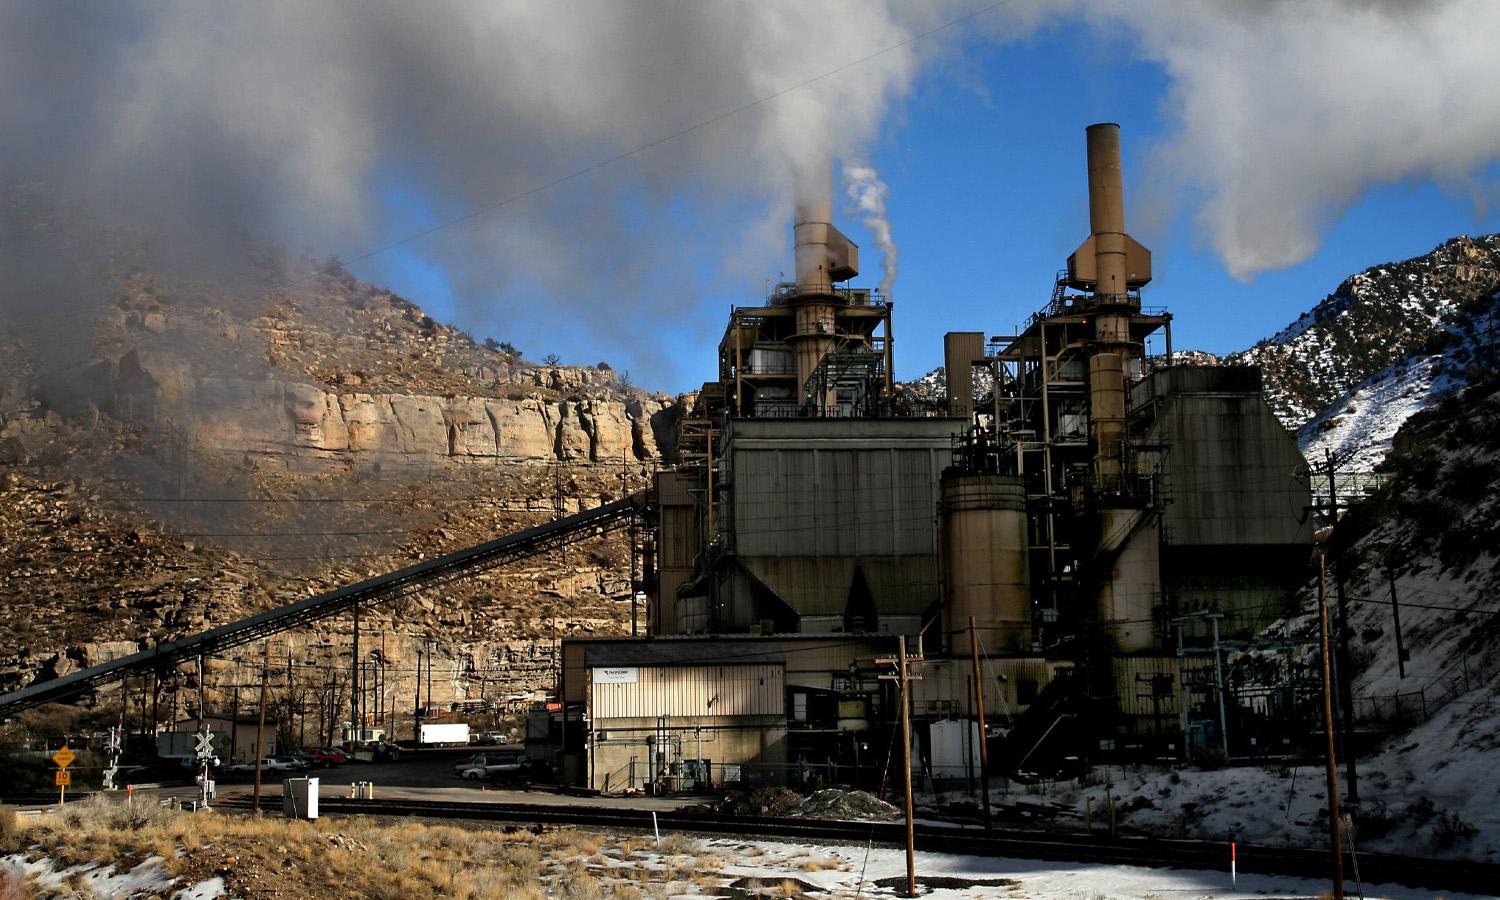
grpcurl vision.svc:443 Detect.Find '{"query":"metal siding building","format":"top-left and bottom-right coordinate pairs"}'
top-left (590, 664), bottom-right (783, 719)
top-left (716, 417), bottom-right (960, 633)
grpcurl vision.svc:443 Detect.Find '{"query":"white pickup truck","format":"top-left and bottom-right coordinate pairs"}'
top-left (453, 750), bottom-right (530, 783)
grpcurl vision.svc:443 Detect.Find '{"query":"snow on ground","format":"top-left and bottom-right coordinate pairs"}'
top-left (674, 835), bottom-right (1492, 900)
top-left (1048, 686), bottom-right (1497, 863)
top-left (1034, 579), bottom-right (1500, 864)
top-left (1298, 352), bottom-right (1454, 473)
top-left (1297, 298), bottom-right (1495, 472)
top-left (0, 852), bottom-right (225, 899)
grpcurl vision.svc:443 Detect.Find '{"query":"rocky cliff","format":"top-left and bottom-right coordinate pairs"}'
top-left (0, 255), bottom-right (680, 720)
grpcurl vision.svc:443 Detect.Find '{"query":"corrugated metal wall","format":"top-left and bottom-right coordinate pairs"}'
top-left (591, 665), bottom-right (783, 719)
top-left (734, 446), bottom-right (945, 558)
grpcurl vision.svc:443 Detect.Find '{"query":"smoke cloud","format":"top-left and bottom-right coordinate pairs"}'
top-left (843, 163), bottom-right (899, 299)
top-left (0, 1), bottom-right (937, 385)
top-left (1072, 0), bottom-right (1500, 278)
top-left (2, 0), bottom-right (1497, 386)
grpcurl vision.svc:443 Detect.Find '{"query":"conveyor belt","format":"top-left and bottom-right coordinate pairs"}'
top-left (0, 494), bottom-right (645, 718)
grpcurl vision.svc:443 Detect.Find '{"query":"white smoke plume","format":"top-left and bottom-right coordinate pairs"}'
top-left (0, 1), bottom-right (934, 384)
top-left (843, 163), bottom-right (899, 299)
top-left (2, 0), bottom-right (1497, 385)
top-left (1068, 0), bottom-right (1500, 279)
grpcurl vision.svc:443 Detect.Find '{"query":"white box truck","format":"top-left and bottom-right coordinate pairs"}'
top-left (418, 723), bottom-right (470, 747)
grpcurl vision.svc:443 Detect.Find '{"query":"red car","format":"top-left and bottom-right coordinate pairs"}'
top-left (305, 747), bottom-right (345, 767)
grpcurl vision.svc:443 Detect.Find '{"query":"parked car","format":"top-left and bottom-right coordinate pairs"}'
top-left (271, 755), bottom-right (310, 771)
top-left (289, 752), bottom-right (321, 769)
top-left (367, 741), bottom-right (402, 762)
top-left (454, 753), bottom-right (488, 775)
top-left (475, 731), bottom-right (506, 746)
top-left (227, 757), bottom-right (299, 775)
top-left (304, 748), bottom-right (344, 768)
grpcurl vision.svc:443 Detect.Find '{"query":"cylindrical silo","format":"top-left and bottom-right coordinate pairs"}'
top-left (941, 473), bottom-right (1032, 653)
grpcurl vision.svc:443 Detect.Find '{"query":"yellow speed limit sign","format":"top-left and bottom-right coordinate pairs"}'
top-left (55, 770), bottom-right (71, 786)
top-left (52, 746), bottom-right (76, 768)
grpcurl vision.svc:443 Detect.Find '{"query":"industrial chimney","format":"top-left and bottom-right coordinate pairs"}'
top-left (1069, 123), bottom-right (1152, 484)
top-left (789, 162), bottom-right (859, 409)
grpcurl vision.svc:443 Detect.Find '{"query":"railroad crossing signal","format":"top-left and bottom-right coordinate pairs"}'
top-left (55, 770), bottom-right (71, 787)
top-left (51, 746), bottom-right (75, 768)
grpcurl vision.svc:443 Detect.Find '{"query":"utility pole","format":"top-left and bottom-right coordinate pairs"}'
top-left (968, 617), bottom-right (992, 830)
top-left (1210, 614), bottom-right (1230, 761)
top-left (1322, 449), bottom-right (1358, 803)
top-left (630, 511), bottom-right (639, 637)
top-left (878, 636), bottom-right (922, 898)
top-left (1316, 545), bottom-right (1346, 900)
top-left (253, 639), bottom-right (272, 815)
top-left (351, 602), bottom-right (360, 745)
top-left (230, 684), bottom-right (239, 766)
top-left (1387, 565), bottom-right (1408, 679)
top-left (286, 641), bottom-right (295, 748)
top-left (415, 647), bottom-right (424, 744)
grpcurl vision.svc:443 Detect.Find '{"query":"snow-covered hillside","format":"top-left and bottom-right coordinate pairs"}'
top-left (1230, 233), bottom-right (1500, 431)
top-left (1298, 293), bottom-right (1497, 471)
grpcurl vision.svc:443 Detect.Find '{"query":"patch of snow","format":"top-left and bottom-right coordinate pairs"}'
top-left (1297, 351), bottom-right (1453, 471)
top-left (1, 853), bottom-right (174, 898)
top-left (697, 835), bottom-right (1490, 899)
top-left (174, 875), bottom-right (227, 899)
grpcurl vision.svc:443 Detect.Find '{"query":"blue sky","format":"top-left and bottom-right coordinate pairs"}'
top-left (352, 17), bottom-right (1500, 393)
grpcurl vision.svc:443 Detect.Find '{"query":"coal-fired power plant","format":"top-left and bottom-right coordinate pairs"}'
top-left (559, 124), bottom-right (1315, 793)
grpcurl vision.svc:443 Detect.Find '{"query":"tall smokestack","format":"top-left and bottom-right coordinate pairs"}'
top-left (1086, 123), bottom-right (1127, 301)
top-left (794, 163), bottom-right (835, 295)
top-left (788, 160), bottom-right (859, 410)
top-left (1075, 123), bottom-right (1151, 483)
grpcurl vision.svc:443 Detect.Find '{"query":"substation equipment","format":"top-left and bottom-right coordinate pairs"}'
top-left (563, 124), bottom-right (1318, 792)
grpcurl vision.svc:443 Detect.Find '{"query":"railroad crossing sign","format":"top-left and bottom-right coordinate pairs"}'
top-left (51, 746), bottom-right (75, 769)
top-left (195, 731), bottom-right (215, 760)
top-left (55, 770), bottom-right (71, 787)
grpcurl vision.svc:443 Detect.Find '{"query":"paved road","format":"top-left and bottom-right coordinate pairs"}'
top-left (208, 747), bottom-right (712, 811)
top-left (15, 746), bottom-right (716, 813)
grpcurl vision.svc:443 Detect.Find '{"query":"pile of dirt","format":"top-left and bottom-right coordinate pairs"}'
top-left (714, 787), bottom-right (804, 818)
top-left (791, 789), bottom-right (900, 822)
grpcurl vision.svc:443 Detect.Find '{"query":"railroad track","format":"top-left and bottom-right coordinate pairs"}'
top-left (216, 795), bottom-right (1498, 895)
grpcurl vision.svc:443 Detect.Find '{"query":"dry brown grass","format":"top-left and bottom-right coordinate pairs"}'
top-left (797, 856), bottom-right (840, 872)
top-left (6, 796), bottom-right (778, 898)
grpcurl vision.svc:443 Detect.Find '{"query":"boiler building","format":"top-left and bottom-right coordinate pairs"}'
top-left (571, 123), bottom-right (1314, 789)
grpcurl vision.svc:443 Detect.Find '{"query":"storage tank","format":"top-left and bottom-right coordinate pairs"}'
top-left (941, 473), bottom-right (1031, 652)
